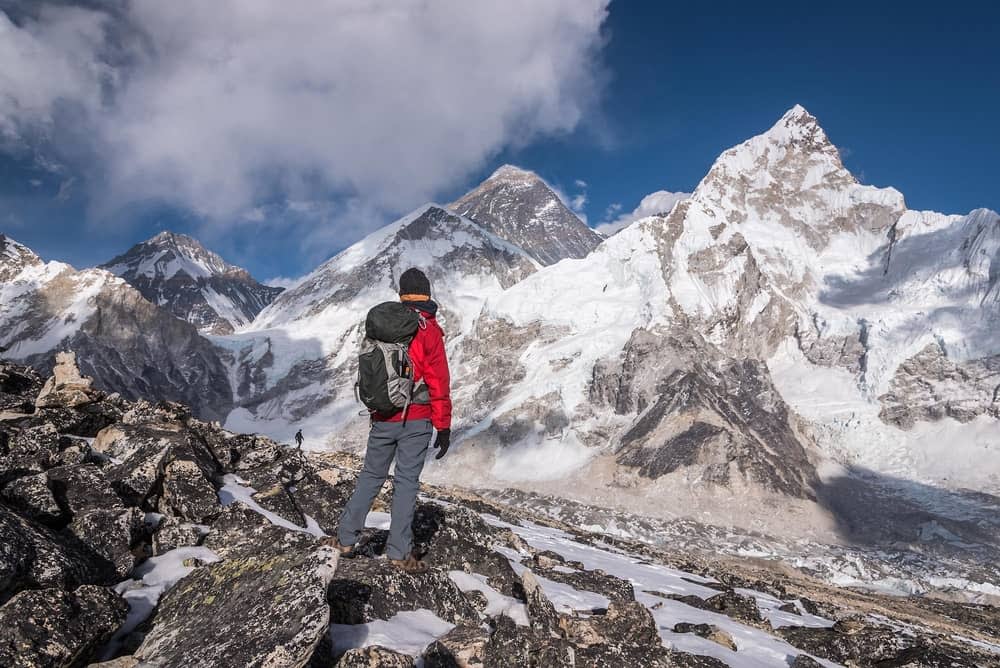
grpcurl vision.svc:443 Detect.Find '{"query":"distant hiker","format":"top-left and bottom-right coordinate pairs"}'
top-left (324, 267), bottom-right (451, 574)
top-left (294, 429), bottom-right (303, 448)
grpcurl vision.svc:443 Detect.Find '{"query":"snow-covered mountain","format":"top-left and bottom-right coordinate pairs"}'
top-left (449, 165), bottom-right (603, 265)
top-left (224, 204), bottom-right (539, 438)
top-left (0, 234), bottom-right (232, 420)
top-left (438, 105), bottom-right (1000, 511)
top-left (101, 231), bottom-right (283, 335)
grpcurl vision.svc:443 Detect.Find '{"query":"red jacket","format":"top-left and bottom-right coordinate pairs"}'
top-left (375, 307), bottom-right (451, 430)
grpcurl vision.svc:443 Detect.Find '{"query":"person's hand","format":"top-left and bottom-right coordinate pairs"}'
top-left (432, 428), bottom-right (450, 459)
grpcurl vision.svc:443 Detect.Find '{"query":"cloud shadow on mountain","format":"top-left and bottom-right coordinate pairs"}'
top-left (815, 465), bottom-right (1000, 563)
top-left (818, 216), bottom-right (984, 310)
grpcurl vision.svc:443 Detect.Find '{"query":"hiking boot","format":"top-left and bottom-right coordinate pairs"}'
top-left (390, 553), bottom-right (429, 574)
top-left (320, 536), bottom-right (356, 557)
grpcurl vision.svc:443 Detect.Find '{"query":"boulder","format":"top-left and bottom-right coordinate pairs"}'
top-left (328, 557), bottom-right (480, 626)
top-left (1, 472), bottom-right (63, 525)
top-left (0, 585), bottom-right (127, 668)
top-left (160, 456), bottom-right (221, 524)
top-left (531, 564), bottom-right (634, 604)
top-left (480, 616), bottom-right (574, 668)
top-left (47, 464), bottom-right (124, 515)
top-left (100, 423), bottom-right (186, 508)
top-left (135, 545), bottom-right (338, 668)
top-left (422, 625), bottom-right (489, 667)
top-left (0, 505), bottom-right (115, 600)
top-left (3, 423), bottom-right (60, 477)
top-left (66, 507), bottom-right (144, 581)
top-left (416, 503), bottom-right (523, 599)
top-left (520, 570), bottom-right (561, 637)
top-left (0, 361), bottom-right (42, 413)
top-left (336, 646), bottom-right (415, 667)
top-left (35, 351), bottom-right (100, 409)
top-left (672, 623), bottom-right (738, 651)
top-left (202, 501), bottom-right (315, 561)
top-left (151, 516), bottom-right (208, 555)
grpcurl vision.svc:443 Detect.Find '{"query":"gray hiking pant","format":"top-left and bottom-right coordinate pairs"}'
top-left (338, 419), bottom-right (432, 560)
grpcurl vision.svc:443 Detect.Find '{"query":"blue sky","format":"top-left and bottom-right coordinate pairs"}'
top-left (1, 0), bottom-right (997, 283)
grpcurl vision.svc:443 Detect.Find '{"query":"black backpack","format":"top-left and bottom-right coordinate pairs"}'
top-left (356, 302), bottom-right (430, 416)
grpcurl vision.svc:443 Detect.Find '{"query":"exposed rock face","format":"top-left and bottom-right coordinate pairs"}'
top-left (0, 240), bottom-right (233, 421)
top-left (0, 585), bottom-right (128, 668)
top-left (605, 330), bottom-right (818, 499)
top-left (879, 342), bottom-right (1000, 427)
top-left (449, 164), bottom-right (603, 266)
top-left (134, 546), bottom-right (338, 668)
top-left (101, 231), bottom-right (283, 335)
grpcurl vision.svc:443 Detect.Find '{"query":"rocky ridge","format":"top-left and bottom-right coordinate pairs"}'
top-left (0, 355), bottom-right (998, 667)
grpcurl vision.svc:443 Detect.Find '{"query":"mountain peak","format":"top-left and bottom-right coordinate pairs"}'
top-left (450, 166), bottom-right (601, 266)
top-left (487, 164), bottom-right (540, 182)
top-left (101, 232), bottom-right (281, 334)
top-left (1, 232), bottom-right (43, 279)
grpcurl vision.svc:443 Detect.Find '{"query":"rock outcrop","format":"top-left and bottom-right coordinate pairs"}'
top-left (0, 358), bottom-right (997, 668)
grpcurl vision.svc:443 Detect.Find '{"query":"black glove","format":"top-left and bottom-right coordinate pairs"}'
top-left (432, 428), bottom-right (450, 459)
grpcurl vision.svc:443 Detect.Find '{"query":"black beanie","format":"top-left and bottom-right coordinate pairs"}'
top-left (398, 267), bottom-right (431, 298)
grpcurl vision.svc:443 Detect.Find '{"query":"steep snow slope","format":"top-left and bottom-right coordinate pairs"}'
top-left (449, 164), bottom-right (603, 265)
top-left (102, 231), bottom-right (282, 335)
top-left (0, 234), bottom-right (232, 420)
top-left (223, 204), bottom-right (539, 440)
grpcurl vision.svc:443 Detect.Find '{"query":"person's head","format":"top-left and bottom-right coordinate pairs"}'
top-left (398, 267), bottom-right (431, 303)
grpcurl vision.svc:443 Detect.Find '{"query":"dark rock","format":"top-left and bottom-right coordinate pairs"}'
top-left (160, 453), bottom-right (221, 523)
top-left (135, 545), bottom-right (338, 668)
top-left (98, 422), bottom-right (187, 508)
top-left (86, 658), bottom-right (138, 668)
top-left (336, 646), bottom-right (415, 667)
top-left (532, 565), bottom-right (634, 604)
top-left (790, 656), bottom-right (824, 668)
top-left (520, 570), bottom-right (561, 637)
top-left (480, 615), bottom-right (574, 668)
top-left (0, 585), bottom-right (127, 668)
top-left (777, 621), bottom-right (910, 665)
top-left (422, 625), bottom-right (488, 667)
top-left (328, 557), bottom-right (480, 626)
top-left (0, 361), bottom-right (42, 413)
top-left (672, 622), bottom-right (737, 651)
top-left (463, 589), bottom-right (489, 614)
top-left (778, 601), bottom-right (801, 615)
top-left (1, 472), bottom-right (63, 525)
top-left (673, 589), bottom-right (765, 626)
top-left (47, 464), bottom-right (124, 516)
top-left (416, 503), bottom-right (523, 599)
top-left (151, 516), bottom-right (208, 555)
top-left (66, 507), bottom-right (144, 581)
top-left (3, 423), bottom-right (60, 476)
top-left (203, 501), bottom-right (314, 560)
top-left (0, 505), bottom-right (116, 600)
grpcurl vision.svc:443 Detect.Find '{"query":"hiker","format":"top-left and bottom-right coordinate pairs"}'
top-left (324, 267), bottom-right (451, 573)
top-left (294, 429), bottom-right (303, 448)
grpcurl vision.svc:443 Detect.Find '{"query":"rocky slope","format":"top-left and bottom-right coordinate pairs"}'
top-left (0, 358), bottom-right (997, 668)
top-left (223, 204), bottom-right (539, 441)
top-left (101, 231), bottom-right (283, 335)
top-left (449, 164), bottom-right (603, 265)
top-left (0, 235), bottom-right (232, 422)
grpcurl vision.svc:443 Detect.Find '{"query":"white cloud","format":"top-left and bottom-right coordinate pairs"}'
top-left (0, 1), bottom-right (610, 247)
top-left (263, 275), bottom-right (302, 290)
top-left (594, 189), bottom-right (690, 236)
